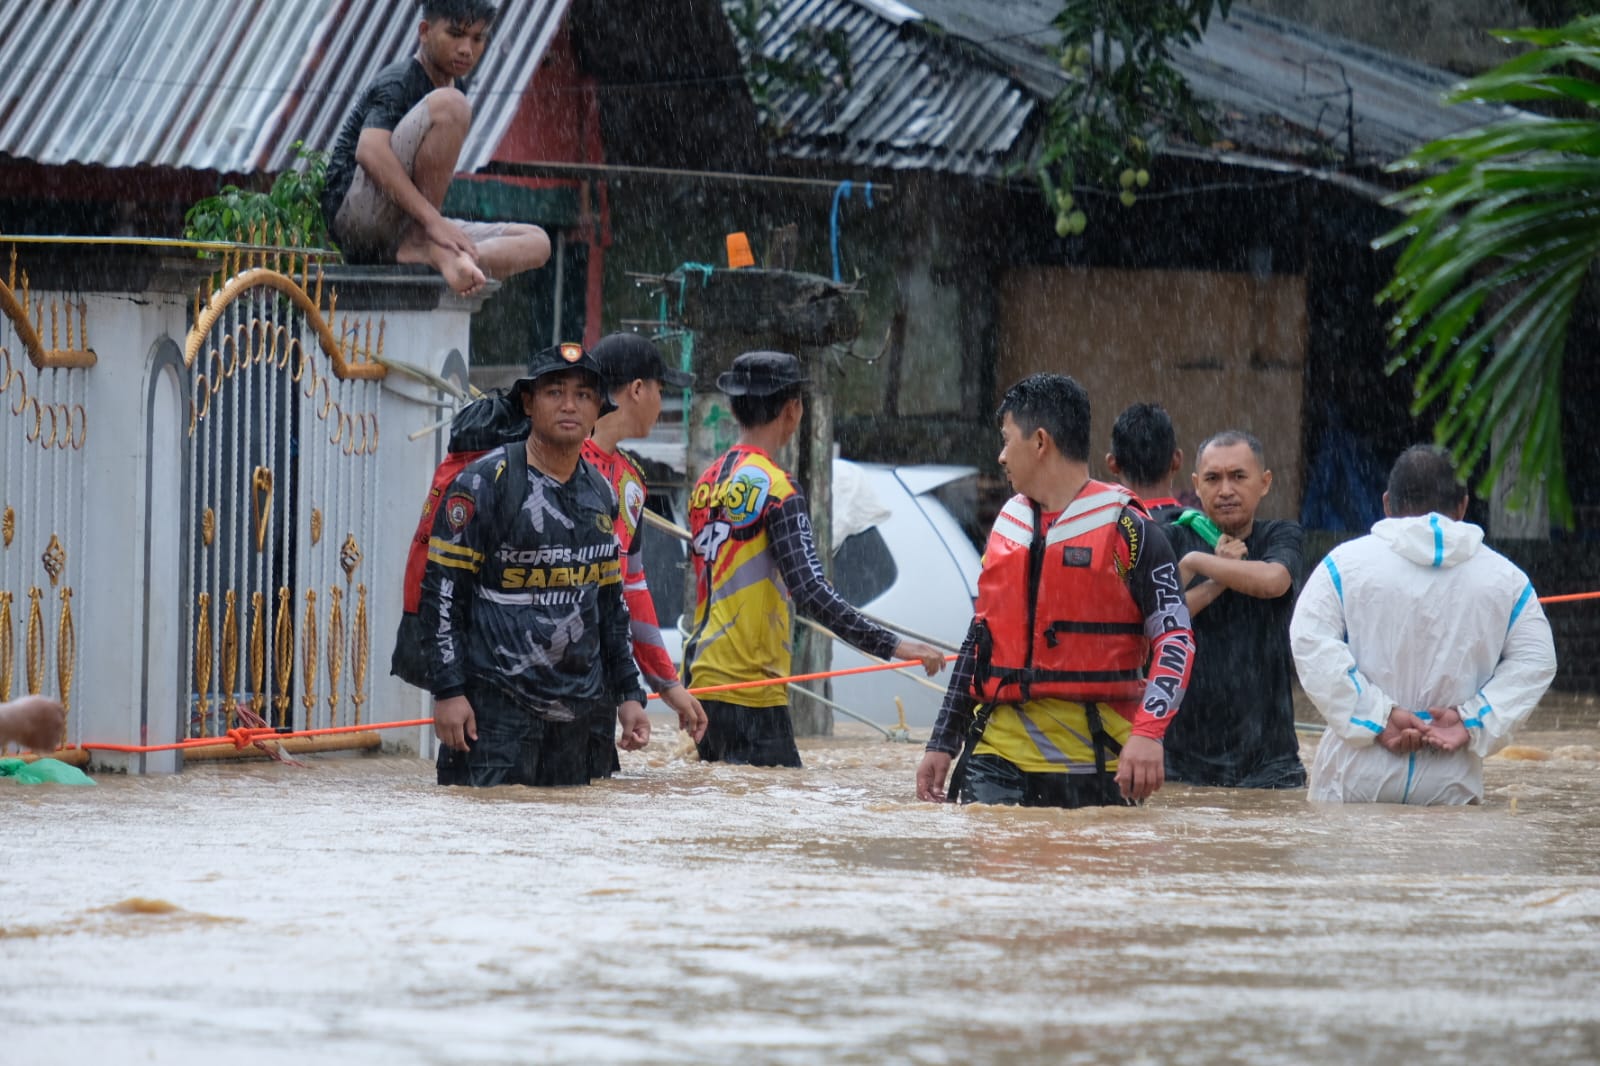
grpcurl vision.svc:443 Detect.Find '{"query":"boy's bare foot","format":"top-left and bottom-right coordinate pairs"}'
top-left (437, 250), bottom-right (487, 297)
top-left (398, 237), bottom-right (487, 297)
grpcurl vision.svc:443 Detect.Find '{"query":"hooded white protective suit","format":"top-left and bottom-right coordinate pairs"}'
top-left (1290, 513), bottom-right (1557, 805)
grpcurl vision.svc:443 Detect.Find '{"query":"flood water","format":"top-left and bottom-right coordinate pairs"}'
top-left (4, 706), bottom-right (1600, 1065)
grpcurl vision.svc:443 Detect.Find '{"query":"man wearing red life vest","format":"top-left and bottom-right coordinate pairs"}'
top-left (917, 374), bottom-right (1196, 807)
top-left (582, 332), bottom-right (709, 778)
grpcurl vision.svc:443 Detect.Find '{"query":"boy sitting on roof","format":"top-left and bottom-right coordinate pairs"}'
top-left (320, 0), bottom-right (550, 296)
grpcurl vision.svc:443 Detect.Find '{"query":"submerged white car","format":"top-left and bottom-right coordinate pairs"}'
top-left (638, 461), bottom-right (982, 729)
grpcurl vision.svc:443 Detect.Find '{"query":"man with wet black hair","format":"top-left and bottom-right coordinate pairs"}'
top-left (684, 350), bottom-right (946, 767)
top-left (1291, 445), bottom-right (1556, 804)
top-left (917, 373), bottom-right (1194, 808)
top-left (1163, 429), bottom-right (1307, 789)
top-left (582, 332), bottom-right (707, 778)
top-left (1384, 444), bottom-right (1471, 516)
top-left (322, 1), bottom-right (550, 296)
top-left (1107, 401), bottom-right (1184, 522)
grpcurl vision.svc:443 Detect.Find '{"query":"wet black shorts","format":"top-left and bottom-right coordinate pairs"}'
top-left (588, 704), bottom-right (621, 780)
top-left (1165, 749), bottom-right (1306, 789)
top-left (696, 699), bottom-right (802, 768)
top-left (436, 685), bottom-right (594, 788)
top-left (959, 752), bottom-right (1133, 808)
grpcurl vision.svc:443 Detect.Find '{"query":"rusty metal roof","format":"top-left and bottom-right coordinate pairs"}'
top-left (729, 0), bottom-right (1036, 177)
top-left (0, 0), bottom-right (1515, 183)
top-left (898, 0), bottom-right (1511, 169)
top-left (0, 0), bottom-right (568, 174)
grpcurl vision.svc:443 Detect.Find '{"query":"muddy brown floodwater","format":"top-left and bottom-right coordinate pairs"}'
top-left (3, 705), bottom-right (1599, 1065)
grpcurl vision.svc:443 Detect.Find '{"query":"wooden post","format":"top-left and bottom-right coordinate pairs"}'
top-left (790, 373), bottom-right (835, 735)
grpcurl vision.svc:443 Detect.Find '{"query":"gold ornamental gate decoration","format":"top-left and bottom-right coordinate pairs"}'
top-left (182, 246), bottom-right (387, 741)
top-left (0, 245), bottom-right (95, 748)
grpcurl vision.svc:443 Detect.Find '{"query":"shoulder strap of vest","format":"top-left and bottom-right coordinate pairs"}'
top-left (1020, 498), bottom-right (1045, 703)
top-left (1045, 481), bottom-right (1136, 545)
top-left (490, 447), bottom-right (528, 548)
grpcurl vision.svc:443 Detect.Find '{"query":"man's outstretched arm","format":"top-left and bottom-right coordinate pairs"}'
top-left (766, 494), bottom-right (945, 672)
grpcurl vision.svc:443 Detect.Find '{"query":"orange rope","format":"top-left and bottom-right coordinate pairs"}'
top-left (77, 718), bottom-right (435, 754)
top-left (68, 656), bottom-right (956, 755)
top-left (678, 654), bottom-right (957, 697)
top-left (1537, 590), bottom-right (1600, 605)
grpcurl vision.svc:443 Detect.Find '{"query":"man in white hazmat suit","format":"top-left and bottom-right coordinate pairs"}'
top-left (1290, 445), bottom-right (1557, 805)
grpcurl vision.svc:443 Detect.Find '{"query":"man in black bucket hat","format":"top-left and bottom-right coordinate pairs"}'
top-left (713, 349), bottom-right (809, 397)
top-left (417, 341), bottom-right (651, 787)
top-left (683, 350), bottom-right (947, 767)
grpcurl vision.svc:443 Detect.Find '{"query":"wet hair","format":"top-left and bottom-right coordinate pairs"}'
top-left (1196, 429), bottom-right (1266, 470)
top-left (730, 384), bottom-right (803, 428)
top-left (422, 0), bottom-right (497, 25)
top-left (1111, 402), bottom-right (1177, 485)
top-left (997, 373), bottom-right (1090, 462)
top-left (1386, 444), bottom-right (1467, 517)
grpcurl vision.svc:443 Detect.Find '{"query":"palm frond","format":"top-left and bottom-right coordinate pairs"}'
top-left (1378, 18), bottom-right (1600, 528)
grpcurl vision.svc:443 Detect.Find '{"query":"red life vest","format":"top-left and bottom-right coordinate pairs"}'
top-left (972, 481), bottom-right (1148, 704)
top-left (401, 450), bottom-right (492, 614)
top-left (392, 392), bottom-right (529, 689)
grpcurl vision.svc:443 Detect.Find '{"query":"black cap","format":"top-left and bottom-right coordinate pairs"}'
top-left (511, 341), bottom-right (606, 398)
top-left (715, 350), bottom-right (809, 397)
top-left (589, 332), bottom-right (695, 390)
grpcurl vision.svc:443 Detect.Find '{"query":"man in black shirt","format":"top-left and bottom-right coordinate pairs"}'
top-left (1162, 430), bottom-right (1307, 789)
top-left (321, 1), bottom-right (550, 296)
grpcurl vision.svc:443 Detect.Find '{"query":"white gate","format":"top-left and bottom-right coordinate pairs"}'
top-left (0, 247), bottom-right (94, 745)
top-left (179, 248), bottom-right (389, 740)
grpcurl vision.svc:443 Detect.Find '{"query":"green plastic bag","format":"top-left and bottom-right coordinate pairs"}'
top-left (1173, 508), bottom-right (1222, 548)
top-left (0, 756), bottom-right (96, 786)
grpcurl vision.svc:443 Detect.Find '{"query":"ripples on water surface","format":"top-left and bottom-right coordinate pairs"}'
top-left (3, 717), bottom-right (1599, 1065)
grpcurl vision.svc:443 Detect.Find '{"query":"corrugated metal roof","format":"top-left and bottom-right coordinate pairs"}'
top-left (727, 0), bottom-right (1036, 177)
top-left (1177, 7), bottom-right (1509, 165)
top-left (899, 0), bottom-right (1512, 168)
top-left (0, 0), bottom-right (568, 173)
top-left (0, 0), bottom-right (1520, 183)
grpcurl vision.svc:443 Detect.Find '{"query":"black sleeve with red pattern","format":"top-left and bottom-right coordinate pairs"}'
top-left (766, 493), bottom-right (902, 661)
top-left (1122, 508), bottom-right (1194, 739)
top-left (925, 620), bottom-right (980, 756)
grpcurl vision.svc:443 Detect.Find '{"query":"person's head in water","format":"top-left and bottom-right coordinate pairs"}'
top-left (1107, 401), bottom-right (1181, 500)
top-left (995, 373), bottom-right (1090, 502)
top-left (1193, 429), bottom-right (1271, 538)
top-left (1384, 444), bottom-right (1468, 521)
top-left (717, 351), bottom-right (808, 442)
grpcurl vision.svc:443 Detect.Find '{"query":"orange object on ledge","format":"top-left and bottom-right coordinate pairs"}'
top-left (725, 232), bottom-right (754, 269)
